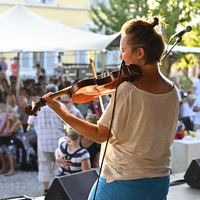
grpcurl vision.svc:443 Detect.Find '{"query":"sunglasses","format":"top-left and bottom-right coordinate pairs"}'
top-left (62, 101), bottom-right (70, 104)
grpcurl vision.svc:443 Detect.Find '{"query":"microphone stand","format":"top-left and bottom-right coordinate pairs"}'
top-left (161, 36), bottom-right (182, 62)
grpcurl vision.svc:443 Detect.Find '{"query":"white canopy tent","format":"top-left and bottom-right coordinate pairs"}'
top-left (169, 45), bottom-right (200, 54)
top-left (0, 4), bottom-right (120, 52)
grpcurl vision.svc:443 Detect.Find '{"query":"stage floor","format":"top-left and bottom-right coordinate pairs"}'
top-left (31, 173), bottom-right (200, 200)
top-left (168, 173), bottom-right (200, 200)
top-left (3, 172), bottom-right (200, 200)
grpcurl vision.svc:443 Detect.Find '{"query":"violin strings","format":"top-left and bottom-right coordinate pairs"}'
top-left (96, 67), bottom-right (120, 80)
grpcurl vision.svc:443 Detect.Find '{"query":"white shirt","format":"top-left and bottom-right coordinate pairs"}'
top-left (180, 102), bottom-right (196, 122)
top-left (177, 88), bottom-right (182, 102)
top-left (69, 105), bottom-right (81, 117)
top-left (28, 102), bottom-right (67, 152)
top-left (193, 79), bottom-right (200, 97)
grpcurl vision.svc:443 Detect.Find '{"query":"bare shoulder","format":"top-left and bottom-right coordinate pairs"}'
top-left (162, 76), bottom-right (174, 92)
top-left (58, 136), bottom-right (67, 142)
top-left (14, 119), bottom-right (22, 128)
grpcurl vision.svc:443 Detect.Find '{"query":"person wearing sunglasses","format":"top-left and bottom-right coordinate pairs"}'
top-left (61, 95), bottom-right (84, 120)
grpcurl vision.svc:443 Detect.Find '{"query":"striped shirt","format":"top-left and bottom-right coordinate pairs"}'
top-left (58, 140), bottom-right (90, 175)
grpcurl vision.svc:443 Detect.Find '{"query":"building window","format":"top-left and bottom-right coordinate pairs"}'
top-left (26, 0), bottom-right (55, 4)
top-left (91, 0), bottom-right (108, 6)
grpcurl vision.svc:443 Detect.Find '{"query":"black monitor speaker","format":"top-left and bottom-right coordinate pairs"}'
top-left (45, 169), bottom-right (98, 200)
top-left (184, 158), bottom-right (200, 189)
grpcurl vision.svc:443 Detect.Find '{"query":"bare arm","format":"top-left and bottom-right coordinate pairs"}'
top-left (44, 94), bottom-right (111, 143)
top-left (87, 108), bottom-right (93, 115)
top-left (92, 152), bottom-right (100, 168)
top-left (55, 148), bottom-right (59, 160)
top-left (193, 106), bottom-right (200, 112)
top-left (0, 116), bottom-right (7, 134)
top-left (55, 147), bottom-right (71, 168)
top-left (76, 111), bottom-right (84, 120)
top-left (6, 120), bottom-right (21, 135)
top-left (81, 158), bottom-right (91, 171)
top-left (192, 87), bottom-right (196, 94)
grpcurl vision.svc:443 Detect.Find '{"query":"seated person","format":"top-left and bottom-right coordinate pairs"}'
top-left (0, 108), bottom-right (35, 175)
top-left (17, 96), bottom-right (29, 133)
top-left (55, 126), bottom-right (91, 176)
top-left (6, 94), bottom-right (18, 111)
top-left (0, 110), bottom-right (22, 176)
top-left (179, 93), bottom-right (196, 127)
top-left (80, 114), bottom-right (101, 168)
top-left (0, 103), bottom-right (6, 134)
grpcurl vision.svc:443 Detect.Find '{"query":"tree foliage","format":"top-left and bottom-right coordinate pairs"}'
top-left (90, 0), bottom-right (200, 41)
top-left (90, 0), bottom-right (149, 34)
top-left (90, 0), bottom-right (200, 78)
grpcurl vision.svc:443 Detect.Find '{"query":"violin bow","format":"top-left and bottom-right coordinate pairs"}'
top-left (89, 58), bottom-right (105, 114)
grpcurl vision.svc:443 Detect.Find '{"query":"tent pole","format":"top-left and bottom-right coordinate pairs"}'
top-left (16, 52), bottom-right (20, 100)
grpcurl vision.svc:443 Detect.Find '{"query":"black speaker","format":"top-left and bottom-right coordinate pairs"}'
top-left (45, 169), bottom-right (98, 200)
top-left (184, 159), bottom-right (200, 189)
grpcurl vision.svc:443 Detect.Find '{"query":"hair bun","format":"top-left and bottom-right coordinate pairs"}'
top-left (151, 17), bottom-right (159, 28)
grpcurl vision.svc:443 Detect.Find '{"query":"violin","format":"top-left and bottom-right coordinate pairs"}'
top-left (24, 59), bottom-right (142, 116)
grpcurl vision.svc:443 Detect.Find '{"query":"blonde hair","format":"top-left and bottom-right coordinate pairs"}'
top-left (85, 114), bottom-right (99, 124)
top-left (6, 94), bottom-right (16, 107)
top-left (66, 126), bottom-right (80, 141)
top-left (5, 106), bottom-right (19, 117)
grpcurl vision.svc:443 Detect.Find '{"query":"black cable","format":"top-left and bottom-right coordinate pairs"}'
top-left (92, 60), bottom-right (125, 200)
top-left (169, 179), bottom-right (186, 186)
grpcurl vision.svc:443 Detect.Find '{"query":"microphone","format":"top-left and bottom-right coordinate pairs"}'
top-left (171, 25), bottom-right (192, 39)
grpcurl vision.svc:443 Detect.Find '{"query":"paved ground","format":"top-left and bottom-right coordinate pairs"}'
top-left (0, 167), bottom-right (55, 200)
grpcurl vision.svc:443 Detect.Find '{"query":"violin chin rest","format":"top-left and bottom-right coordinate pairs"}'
top-left (127, 76), bottom-right (135, 82)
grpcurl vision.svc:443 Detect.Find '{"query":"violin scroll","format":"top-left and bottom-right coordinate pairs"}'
top-left (25, 97), bottom-right (46, 116)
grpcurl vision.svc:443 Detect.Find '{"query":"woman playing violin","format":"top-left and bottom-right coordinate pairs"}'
top-left (43, 16), bottom-right (179, 200)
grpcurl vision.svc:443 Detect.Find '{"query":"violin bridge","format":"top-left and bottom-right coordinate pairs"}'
top-left (121, 72), bottom-right (126, 77)
top-left (131, 70), bottom-right (135, 75)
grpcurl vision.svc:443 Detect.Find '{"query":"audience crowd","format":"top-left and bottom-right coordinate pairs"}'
top-left (0, 61), bottom-right (109, 196)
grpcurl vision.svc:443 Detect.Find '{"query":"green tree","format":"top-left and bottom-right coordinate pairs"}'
top-left (90, 0), bottom-right (149, 34)
top-left (90, 0), bottom-right (200, 78)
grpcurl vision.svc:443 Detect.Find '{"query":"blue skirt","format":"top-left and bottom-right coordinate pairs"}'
top-left (88, 175), bottom-right (169, 200)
